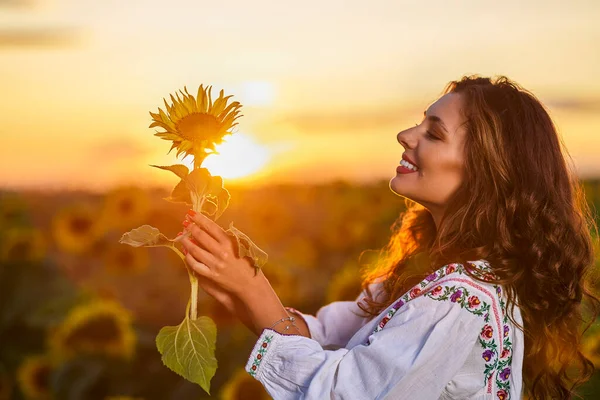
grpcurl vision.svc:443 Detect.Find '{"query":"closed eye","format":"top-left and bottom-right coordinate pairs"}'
top-left (425, 131), bottom-right (440, 141)
top-left (415, 123), bottom-right (440, 141)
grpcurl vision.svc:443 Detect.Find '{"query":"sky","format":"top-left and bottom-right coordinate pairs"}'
top-left (1, 0), bottom-right (599, 192)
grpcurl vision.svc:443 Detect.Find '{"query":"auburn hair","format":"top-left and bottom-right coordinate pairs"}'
top-left (357, 75), bottom-right (600, 399)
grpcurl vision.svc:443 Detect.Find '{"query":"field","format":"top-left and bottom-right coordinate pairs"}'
top-left (1, 179), bottom-right (600, 399)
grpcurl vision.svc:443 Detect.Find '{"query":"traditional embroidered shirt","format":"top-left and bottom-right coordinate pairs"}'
top-left (244, 260), bottom-right (524, 399)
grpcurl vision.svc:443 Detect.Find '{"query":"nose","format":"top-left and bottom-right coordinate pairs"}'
top-left (397, 126), bottom-right (416, 149)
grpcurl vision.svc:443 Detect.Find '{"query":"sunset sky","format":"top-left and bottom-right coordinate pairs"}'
top-left (1, 0), bottom-right (599, 192)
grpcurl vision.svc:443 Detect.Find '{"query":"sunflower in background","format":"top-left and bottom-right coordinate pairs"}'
top-left (102, 243), bottom-right (150, 275)
top-left (49, 300), bottom-right (136, 361)
top-left (0, 227), bottom-right (47, 263)
top-left (16, 355), bottom-right (52, 399)
top-left (150, 85), bottom-right (243, 167)
top-left (220, 368), bottom-right (270, 400)
top-left (581, 331), bottom-right (600, 368)
top-left (51, 203), bottom-right (103, 255)
top-left (325, 261), bottom-right (363, 303)
top-left (99, 186), bottom-right (151, 231)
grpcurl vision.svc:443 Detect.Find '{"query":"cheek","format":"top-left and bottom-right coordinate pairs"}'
top-left (424, 155), bottom-right (464, 185)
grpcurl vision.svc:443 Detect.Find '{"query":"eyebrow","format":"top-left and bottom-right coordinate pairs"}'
top-left (423, 110), bottom-right (449, 135)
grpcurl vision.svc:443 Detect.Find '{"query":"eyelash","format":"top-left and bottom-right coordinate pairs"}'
top-left (414, 123), bottom-right (440, 141)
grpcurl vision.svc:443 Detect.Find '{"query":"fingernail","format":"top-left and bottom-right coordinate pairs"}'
top-left (187, 209), bottom-right (197, 218)
top-left (182, 220), bottom-right (191, 227)
top-left (176, 231), bottom-right (183, 236)
top-left (183, 247), bottom-right (188, 255)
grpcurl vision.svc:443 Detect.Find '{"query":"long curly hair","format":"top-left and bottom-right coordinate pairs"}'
top-left (357, 75), bottom-right (600, 399)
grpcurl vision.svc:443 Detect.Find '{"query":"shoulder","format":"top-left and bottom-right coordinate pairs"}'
top-left (373, 260), bottom-right (505, 333)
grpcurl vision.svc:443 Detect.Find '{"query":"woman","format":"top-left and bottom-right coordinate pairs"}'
top-left (179, 75), bottom-right (600, 399)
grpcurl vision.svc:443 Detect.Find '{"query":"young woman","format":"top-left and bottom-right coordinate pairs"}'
top-left (179, 75), bottom-right (600, 399)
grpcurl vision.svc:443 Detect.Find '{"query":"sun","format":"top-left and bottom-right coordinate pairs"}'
top-left (191, 133), bottom-right (271, 180)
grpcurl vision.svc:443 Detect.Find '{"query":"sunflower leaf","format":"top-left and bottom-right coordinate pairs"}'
top-left (150, 164), bottom-right (190, 180)
top-left (201, 197), bottom-right (218, 216)
top-left (225, 223), bottom-right (268, 275)
top-left (164, 179), bottom-right (192, 205)
top-left (156, 315), bottom-right (218, 394)
top-left (119, 225), bottom-right (174, 248)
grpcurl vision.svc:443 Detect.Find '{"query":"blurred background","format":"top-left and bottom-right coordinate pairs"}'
top-left (1, 0), bottom-right (600, 399)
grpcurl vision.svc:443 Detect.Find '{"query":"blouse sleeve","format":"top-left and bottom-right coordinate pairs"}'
top-left (245, 287), bottom-right (483, 400)
top-left (284, 282), bottom-right (383, 350)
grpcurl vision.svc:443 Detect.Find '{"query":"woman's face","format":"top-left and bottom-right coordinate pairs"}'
top-left (389, 92), bottom-right (468, 222)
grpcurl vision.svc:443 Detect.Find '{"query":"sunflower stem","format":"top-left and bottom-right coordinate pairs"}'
top-left (189, 274), bottom-right (198, 320)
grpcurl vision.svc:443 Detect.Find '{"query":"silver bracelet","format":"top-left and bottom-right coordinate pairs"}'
top-left (269, 315), bottom-right (296, 329)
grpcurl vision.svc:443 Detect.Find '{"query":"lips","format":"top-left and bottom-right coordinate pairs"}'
top-left (402, 154), bottom-right (418, 168)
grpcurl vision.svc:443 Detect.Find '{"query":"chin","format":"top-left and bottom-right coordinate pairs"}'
top-left (389, 177), bottom-right (410, 198)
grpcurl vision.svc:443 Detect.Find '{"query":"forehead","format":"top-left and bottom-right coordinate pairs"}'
top-left (426, 92), bottom-right (465, 136)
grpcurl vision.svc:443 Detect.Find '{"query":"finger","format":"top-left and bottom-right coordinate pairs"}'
top-left (185, 223), bottom-right (222, 255)
top-left (181, 235), bottom-right (219, 268)
top-left (184, 252), bottom-right (214, 278)
top-left (186, 210), bottom-right (229, 245)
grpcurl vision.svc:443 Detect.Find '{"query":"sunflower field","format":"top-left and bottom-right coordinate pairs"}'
top-left (1, 179), bottom-right (600, 399)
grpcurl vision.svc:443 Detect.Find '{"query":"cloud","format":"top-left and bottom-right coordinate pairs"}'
top-left (0, 0), bottom-right (36, 8)
top-left (0, 27), bottom-right (82, 48)
top-left (544, 97), bottom-right (600, 112)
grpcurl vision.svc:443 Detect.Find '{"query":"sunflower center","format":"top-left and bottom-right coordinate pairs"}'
top-left (7, 240), bottom-right (31, 260)
top-left (65, 314), bottom-right (121, 346)
top-left (176, 113), bottom-right (221, 142)
top-left (116, 249), bottom-right (135, 269)
top-left (70, 217), bottom-right (92, 235)
top-left (118, 199), bottom-right (133, 215)
top-left (32, 365), bottom-right (51, 392)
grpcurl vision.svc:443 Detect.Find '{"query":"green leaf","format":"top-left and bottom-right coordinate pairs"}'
top-left (186, 168), bottom-right (213, 211)
top-left (156, 315), bottom-right (218, 394)
top-left (150, 164), bottom-right (190, 180)
top-left (164, 179), bottom-right (192, 205)
top-left (119, 225), bottom-right (175, 248)
top-left (201, 197), bottom-right (218, 216)
top-left (226, 223), bottom-right (268, 275)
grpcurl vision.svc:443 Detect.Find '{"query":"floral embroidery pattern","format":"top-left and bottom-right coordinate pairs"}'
top-left (248, 334), bottom-right (274, 377)
top-left (370, 260), bottom-right (514, 399)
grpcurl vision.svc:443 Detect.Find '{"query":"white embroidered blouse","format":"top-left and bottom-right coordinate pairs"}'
top-left (244, 260), bottom-right (524, 400)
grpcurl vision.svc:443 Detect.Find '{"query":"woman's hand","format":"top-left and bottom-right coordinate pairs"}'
top-left (179, 209), bottom-right (262, 300)
top-left (179, 210), bottom-right (310, 337)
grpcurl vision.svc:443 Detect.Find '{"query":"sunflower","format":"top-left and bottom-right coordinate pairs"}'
top-left (220, 368), bottom-right (270, 400)
top-left (51, 202), bottom-right (103, 255)
top-left (325, 261), bottom-right (363, 303)
top-left (99, 186), bottom-right (151, 231)
top-left (16, 355), bottom-right (52, 399)
top-left (49, 300), bottom-right (136, 361)
top-left (150, 85), bottom-right (243, 167)
top-left (581, 331), bottom-right (600, 368)
top-left (0, 227), bottom-right (47, 263)
top-left (102, 243), bottom-right (149, 275)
